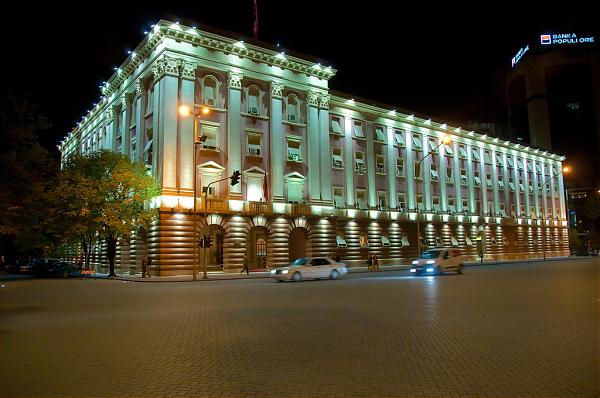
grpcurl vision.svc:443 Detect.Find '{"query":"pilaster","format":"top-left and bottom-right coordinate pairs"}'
top-left (227, 71), bottom-right (243, 198)
top-left (269, 81), bottom-right (284, 201)
top-left (318, 93), bottom-right (332, 204)
top-left (307, 90), bottom-right (321, 203)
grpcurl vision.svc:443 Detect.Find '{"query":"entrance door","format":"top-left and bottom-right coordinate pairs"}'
top-left (289, 228), bottom-right (307, 263)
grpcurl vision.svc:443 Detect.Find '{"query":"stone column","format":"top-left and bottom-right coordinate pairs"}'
top-left (387, 126), bottom-right (396, 208)
top-left (318, 93), bottom-right (332, 204)
top-left (152, 55), bottom-right (181, 193)
top-left (492, 151), bottom-right (500, 216)
top-left (227, 71), bottom-right (243, 198)
top-left (135, 79), bottom-right (145, 163)
top-left (466, 145), bottom-right (476, 214)
top-left (269, 82), bottom-right (284, 201)
top-left (344, 117), bottom-right (354, 207)
top-left (557, 165), bottom-right (566, 220)
top-left (179, 61), bottom-right (196, 195)
top-left (365, 122), bottom-right (376, 208)
top-left (105, 108), bottom-right (116, 151)
top-left (439, 142), bottom-right (448, 212)
top-left (307, 90), bottom-right (321, 203)
top-left (121, 95), bottom-right (131, 157)
top-left (406, 133), bottom-right (415, 210)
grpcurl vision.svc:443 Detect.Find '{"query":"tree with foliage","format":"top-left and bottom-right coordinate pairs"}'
top-left (583, 193), bottom-right (600, 250)
top-left (55, 151), bottom-right (159, 275)
top-left (0, 94), bottom-right (57, 257)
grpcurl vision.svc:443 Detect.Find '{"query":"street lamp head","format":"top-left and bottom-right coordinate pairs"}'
top-left (562, 166), bottom-right (572, 173)
top-left (178, 105), bottom-right (191, 117)
top-left (201, 106), bottom-right (210, 115)
top-left (442, 135), bottom-right (451, 145)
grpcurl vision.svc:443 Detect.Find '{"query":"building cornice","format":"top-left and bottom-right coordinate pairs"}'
top-left (328, 95), bottom-right (565, 162)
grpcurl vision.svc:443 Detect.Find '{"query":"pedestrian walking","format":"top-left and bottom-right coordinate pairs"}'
top-left (240, 257), bottom-right (250, 275)
top-left (479, 250), bottom-right (484, 264)
top-left (142, 255), bottom-right (152, 278)
top-left (367, 255), bottom-right (373, 272)
top-left (373, 254), bottom-right (380, 271)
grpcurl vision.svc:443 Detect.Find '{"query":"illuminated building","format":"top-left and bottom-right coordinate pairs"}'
top-left (60, 20), bottom-right (570, 274)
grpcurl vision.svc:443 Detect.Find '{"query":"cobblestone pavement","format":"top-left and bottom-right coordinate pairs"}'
top-left (1, 258), bottom-right (597, 398)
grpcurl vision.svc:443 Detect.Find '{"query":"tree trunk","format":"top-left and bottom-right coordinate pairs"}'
top-left (107, 235), bottom-right (117, 277)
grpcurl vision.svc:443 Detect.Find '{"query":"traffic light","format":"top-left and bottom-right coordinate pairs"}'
top-left (230, 170), bottom-right (241, 186)
top-left (203, 235), bottom-right (213, 248)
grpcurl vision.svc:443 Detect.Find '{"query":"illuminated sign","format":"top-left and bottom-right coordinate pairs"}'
top-left (512, 45), bottom-right (530, 67)
top-left (540, 33), bottom-right (595, 45)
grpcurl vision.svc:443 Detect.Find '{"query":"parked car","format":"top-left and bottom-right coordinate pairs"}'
top-left (410, 248), bottom-right (464, 275)
top-left (270, 256), bottom-right (348, 282)
top-left (33, 258), bottom-right (75, 278)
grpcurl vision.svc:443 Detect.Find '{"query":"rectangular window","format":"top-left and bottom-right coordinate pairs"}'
top-left (518, 179), bottom-right (525, 192)
top-left (496, 153), bottom-right (503, 165)
top-left (377, 191), bottom-right (387, 209)
top-left (498, 175), bottom-right (504, 190)
top-left (446, 167), bottom-right (454, 183)
top-left (396, 158), bottom-right (405, 177)
top-left (528, 183), bottom-right (534, 193)
top-left (287, 183), bottom-right (302, 203)
top-left (432, 196), bottom-right (441, 213)
top-left (331, 116), bottom-right (343, 135)
top-left (143, 128), bottom-right (153, 167)
top-left (374, 126), bottom-right (386, 143)
top-left (444, 144), bottom-right (453, 156)
top-left (460, 169), bottom-right (467, 185)
top-left (430, 164), bottom-right (439, 181)
top-left (247, 133), bottom-right (262, 156)
top-left (507, 155), bottom-right (514, 168)
top-left (517, 157), bottom-right (524, 170)
top-left (448, 197), bottom-right (456, 213)
top-left (287, 138), bottom-right (302, 162)
top-left (354, 151), bottom-right (366, 174)
top-left (145, 86), bottom-right (154, 114)
top-left (353, 121), bottom-right (364, 138)
top-left (428, 138), bottom-right (437, 152)
top-left (394, 129), bottom-right (406, 147)
top-left (486, 173), bottom-right (492, 189)
top-left (474, 171), bottom-right (481, 186)
top-left (397, 193), bottom-right (406, 211)
top-left (526, 160), bottom-right (533, 172)
top-left (472, 147), bottom-right (481, 162)
top-left (484, 150), bottom-right (492, 164)
top-left (376, 155), bottom-right (385, 174)
top-left (458, 144), bottom-right (467, 159)
top-left (416, 194), bottom-right (424, 212)
top-left (381, 236), bottom-right (391, 247)
top-left (462, 199), bottom-right (469, 212)
top-left (333, 187), bottom-right (344, 208)
top-left (508, 177), bottom-right (515, 192)
top-left (412, 134), bottom-right (423, 151)
top-left (355, 189), bottom-right (367, 209)
top-left (536, 162), bottom-right (542, 174)
top-left (414, 161), bottom-right (422, 180)
top-left (200, 125), bottom-right (219, 150)
top-left (336, 236), bottom-right (347, 248)
top-left (332, 147), bottom-right (344, 169)
top-left (499, 203), bottom-right (507, 217)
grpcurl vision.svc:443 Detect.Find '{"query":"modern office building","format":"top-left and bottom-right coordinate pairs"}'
top-left (60, 20), bottom-right (569, 275)
top-left (506, 31), bottom-right (599, 249)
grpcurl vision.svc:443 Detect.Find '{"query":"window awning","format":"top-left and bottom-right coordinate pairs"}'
top-left (401, 235), bottom-right (410, 247)
top-left (336, 236), bottom-right (347, 247)
top-left (331, 119), bottom-right (342, 134)
top-left (381, 236), bottom-right (390, 247)
top-left (394, 132), bottom-right (405, 146)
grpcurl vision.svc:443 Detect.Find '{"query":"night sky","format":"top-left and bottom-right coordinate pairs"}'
top-left (2, 2), bottom-right (595, 157)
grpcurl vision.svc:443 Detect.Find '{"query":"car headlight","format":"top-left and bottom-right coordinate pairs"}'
top-left (282, 270), bottom-right (289, 274)
top-left (411, 260), bottom-right (418, 265)
top-left (426, 267), bottom-right (434, 272)
top-left (410, 269), bottom-right (416, 273)
top-left (426, 260), bottom-right (435, 264)
top-left (270, 270), bottom-right (276, 274)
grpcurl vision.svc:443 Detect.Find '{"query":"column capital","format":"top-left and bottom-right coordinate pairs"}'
top-left (135, 78), bottom-right (143, 96)
top-left (228, 71), bottom-right (243, 89)
top-left (307, 90), bottom-right (320, 107)
top-left (152, 55), bottom-right (180, 81)
top-left (270, 81), bottom-right (284, 98)
top-left (180, 60), bottom-right (197, 81)
top-left (105, 108), bottom-right (115, 123)
top-left (319, 93), bottom-right (330, 109)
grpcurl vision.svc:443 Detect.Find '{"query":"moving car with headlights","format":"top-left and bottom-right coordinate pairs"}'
top-left (270, 257), bottom-right (348, 282)
top-left (410, 248), bottom-right (464, 275)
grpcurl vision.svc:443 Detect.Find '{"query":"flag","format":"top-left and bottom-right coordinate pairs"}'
top-left (253, 0), bottom-right (259, 40)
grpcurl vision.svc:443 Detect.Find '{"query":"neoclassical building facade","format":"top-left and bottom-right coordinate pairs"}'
top-left (60, 20), bottom-right (569, 275)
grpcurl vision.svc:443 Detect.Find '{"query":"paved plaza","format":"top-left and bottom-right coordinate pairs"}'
top-left (1, 258), bottom-right (598, 398)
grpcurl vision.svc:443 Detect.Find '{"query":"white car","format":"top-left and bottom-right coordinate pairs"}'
top-left (410, 248), bottom-right (465, 275)
top-left (270, 257), bottom-right (348, 282)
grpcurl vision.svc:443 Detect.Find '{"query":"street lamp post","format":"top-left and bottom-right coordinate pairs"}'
top-left (415, 135), bottom-right (451, 256)
top-left (540, 165), bottom-right (571, 260)
top-left (179, 105), bottom-right (209, 281)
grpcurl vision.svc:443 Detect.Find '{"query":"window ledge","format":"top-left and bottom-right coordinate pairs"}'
top-left (287, 159), bottom-right (303, 164)
top-left (246, 153), bottom-right (263, 158)
top-left (352, 136), bottom-right (367, 141)
top-left (376, 172), bottom-right (387, 176)
top-left (330, 131), bottom-right (344, 137)
top-left (242, 112), bottom-right (269, 120)
top-left (283, 120), bottom-right (306, 127)
top-left (374, 140), bottom-right (386, 144)
top-left (394, 144), bottom-right (406, 148)
top-left (197, 105), bottom-right (227, 113)
top-left (332, 167), bottom-right (344, 170)
top-left (144, 112), bottom-right (153, 118)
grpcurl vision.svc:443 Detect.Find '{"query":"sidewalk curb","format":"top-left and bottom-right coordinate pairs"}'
top-left (81, 256), bottom-right (589, 283)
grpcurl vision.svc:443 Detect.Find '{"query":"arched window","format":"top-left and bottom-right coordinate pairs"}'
top-left (286, 94), bottom-right (300, 123)
top-left (247, 85), bottom-right (261, 115)
top-left (202, 75), bottom-right (219, 107)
